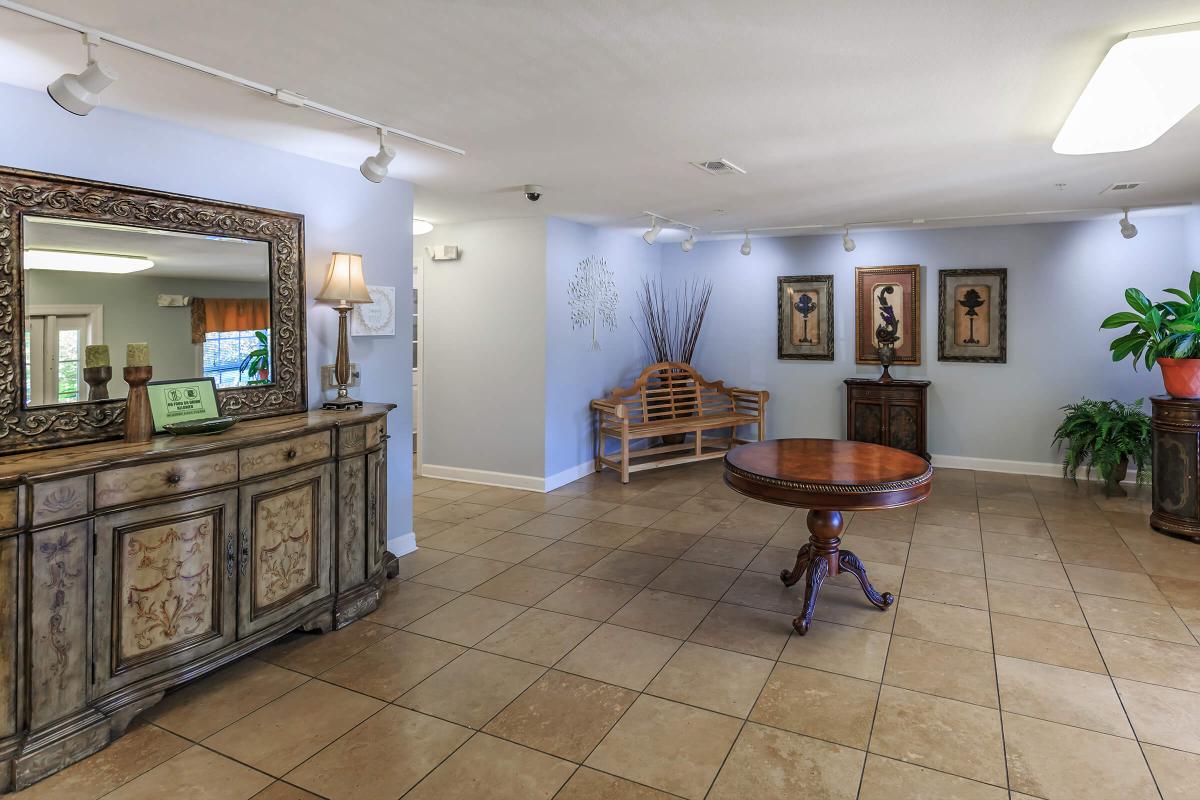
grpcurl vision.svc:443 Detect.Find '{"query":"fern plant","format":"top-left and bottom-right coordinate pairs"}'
top-left (1052, 398), bottom-right (1151, 486)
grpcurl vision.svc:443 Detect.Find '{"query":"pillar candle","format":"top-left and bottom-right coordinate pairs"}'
top-left (126, 342), bottom-right (150, 367)
top-left (85, 344), bottom-right (110, 368)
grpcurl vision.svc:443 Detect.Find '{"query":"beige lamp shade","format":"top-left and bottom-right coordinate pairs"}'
top-left (316, 252), bottom-right (372, 305)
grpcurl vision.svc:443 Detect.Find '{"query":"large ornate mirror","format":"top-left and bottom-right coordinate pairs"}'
top-left (0, 167), bottom-right (307, 452)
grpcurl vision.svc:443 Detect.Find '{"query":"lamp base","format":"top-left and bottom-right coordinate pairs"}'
top-left (323, 395), bottom-right (364, 411)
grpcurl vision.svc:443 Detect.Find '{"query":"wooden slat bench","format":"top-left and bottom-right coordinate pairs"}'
top-left (591, 361), bottom-right (769, 483)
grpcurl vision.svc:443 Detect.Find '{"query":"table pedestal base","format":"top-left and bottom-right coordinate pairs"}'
top-left (780, 509), bottom-right (895, 635)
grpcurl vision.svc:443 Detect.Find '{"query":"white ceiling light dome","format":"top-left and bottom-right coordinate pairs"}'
top-left (413, 219), bottom-right (434, 235)
top-left (360, 128), bottom-right (396, 183)
top-left (48, 33), bottom-right (118, 116)
top-left (740, 232), bottom-right (752, 256)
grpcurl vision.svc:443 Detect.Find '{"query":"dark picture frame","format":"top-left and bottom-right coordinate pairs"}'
top-left (778, 275), bottom-right (834, 360)
top-left (938, 268), bottom-right (1007, 363)
top-left (854, 265), bottom-right (922, 365)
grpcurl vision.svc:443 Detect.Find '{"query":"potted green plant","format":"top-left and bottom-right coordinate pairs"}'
top-left (1101, 270), bottom-right (1200, 397)
top-left (239, 331), bottom-right (270, 383)
top-left (1052, 398), bottom-right (1151, 497)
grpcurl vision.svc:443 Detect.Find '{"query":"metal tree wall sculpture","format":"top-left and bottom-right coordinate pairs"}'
top-left (568, 255), bottom-right (619, 350)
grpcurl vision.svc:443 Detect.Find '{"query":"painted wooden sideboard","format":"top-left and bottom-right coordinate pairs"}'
top-left (0, 403), bottom-right (397, 790)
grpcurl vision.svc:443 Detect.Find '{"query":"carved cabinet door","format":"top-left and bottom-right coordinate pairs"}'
top-left (238, 463), bottom-right (333, 637)
top-left (365, 447), bottom-right (388, 577)
top-left (849, 399), bottom-right (885, 446)
top-left (92, 491), bottom-right (238, 697)
top-left (885, 401), bottom-right (922, 455)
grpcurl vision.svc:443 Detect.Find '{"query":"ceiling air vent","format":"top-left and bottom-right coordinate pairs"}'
top-left (690, 158), bottom-right (746, 176)
top-left (1101, 181), bottom-right (1144, 194)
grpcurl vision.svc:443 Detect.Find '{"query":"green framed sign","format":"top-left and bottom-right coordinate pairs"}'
top-left (147, 378), bottom-right (221, 433)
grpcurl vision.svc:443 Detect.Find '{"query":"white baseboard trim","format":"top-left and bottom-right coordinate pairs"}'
top-left (931, 453), bottom-right (1136, 482)
top-left (420, 463), bottom-right (546, 492)
top-left (544, 460), bottom-right (596, 492)
top-left (389, 532), bottom-right (416, 557)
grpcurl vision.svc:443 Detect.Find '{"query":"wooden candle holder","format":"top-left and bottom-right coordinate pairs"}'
top-left (123, 365), bottom-right (154, 443)
top-left (83, 365), bottom-right (112, 401)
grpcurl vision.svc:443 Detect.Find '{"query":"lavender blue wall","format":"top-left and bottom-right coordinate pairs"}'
top-left (660, 217), bottom-right (1192, 468)
top-left (1187, 210), bottom-right (1200, 269)
top-left (1, 82), bottom-right (414, 541)
top-left (545, 218), bottom-right (661, 482)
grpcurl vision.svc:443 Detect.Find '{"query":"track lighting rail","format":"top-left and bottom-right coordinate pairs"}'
top-left (0, 0), bottom-right (466, 156)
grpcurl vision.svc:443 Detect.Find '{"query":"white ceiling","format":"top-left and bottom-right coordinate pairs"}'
top-left (24, 216), bottom-right (270, 281)
top-left (3, 0), bottom-right (1199, 235)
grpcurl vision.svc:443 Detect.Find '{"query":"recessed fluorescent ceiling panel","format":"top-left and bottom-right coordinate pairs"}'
top-left (1054, 21), bottom-right (1200, 155)
top-left (24, 249), bottom-right (154, 273)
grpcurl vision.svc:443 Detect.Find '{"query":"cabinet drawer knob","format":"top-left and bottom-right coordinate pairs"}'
top-left (286, 448), bottom-right (298, 461)
top-left (166, 472), bottom-right (183, 485)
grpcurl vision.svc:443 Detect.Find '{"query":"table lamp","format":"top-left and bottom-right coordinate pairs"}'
top-left (316, 251), bottom-right (372, 410)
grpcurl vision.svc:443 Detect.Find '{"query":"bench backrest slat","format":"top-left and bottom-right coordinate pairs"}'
top-left (606, 362), bottom-right (734, 423)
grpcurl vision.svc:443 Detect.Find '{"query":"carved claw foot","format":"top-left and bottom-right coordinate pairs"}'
top-left (780, 543), bottom-right (812, 587)
top-left (838, 549), bottom-right (895, 610)
top-left (791, 556), bottom-right (829, 636)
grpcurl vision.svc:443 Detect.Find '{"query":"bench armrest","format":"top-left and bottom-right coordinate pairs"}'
top-left (590, 398), bottom-right (627, 420)
top-left (730, 388), bottom-right (770, 405)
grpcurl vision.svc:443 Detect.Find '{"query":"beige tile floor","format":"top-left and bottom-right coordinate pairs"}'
top-left (11, 461), bottom-right (1200, 800)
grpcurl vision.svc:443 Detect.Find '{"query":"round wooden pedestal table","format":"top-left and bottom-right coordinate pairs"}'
top-left (724, 439), bottom-right (933, 635)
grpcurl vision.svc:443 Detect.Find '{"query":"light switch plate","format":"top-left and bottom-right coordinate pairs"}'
top-left (321, 363), bottom-right (361, 389)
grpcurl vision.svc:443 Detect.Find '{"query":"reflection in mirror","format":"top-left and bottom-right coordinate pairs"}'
top-left (22, 216), bottom-right (271, 407)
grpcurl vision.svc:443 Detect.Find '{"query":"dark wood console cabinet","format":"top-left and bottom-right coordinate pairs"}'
top-left (1150, 395), bottom-right (1200, 543)
top-left (845, 378), bottom-right (931, 460)
top-left (0, 404), bottom-right (397, 790)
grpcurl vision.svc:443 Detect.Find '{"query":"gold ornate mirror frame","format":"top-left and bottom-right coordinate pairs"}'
top-left (0, 166), bottom-right (307, 453)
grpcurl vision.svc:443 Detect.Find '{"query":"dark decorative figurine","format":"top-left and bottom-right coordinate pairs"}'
top-left (794, 292), bottom-right (815, 344)
top-left (958, 287), bottom-right (985, 344)
top-left (875, 285), bottom-right (900, 346)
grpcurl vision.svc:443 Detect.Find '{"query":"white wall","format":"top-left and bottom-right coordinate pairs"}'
top-left (418, 218), bottom-right (549, 483)
top-left (661, 217), bottom-right (1192, 470)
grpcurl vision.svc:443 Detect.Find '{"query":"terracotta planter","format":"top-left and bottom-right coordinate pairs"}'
top-left (1158, 358), bottom-right (1200, 399)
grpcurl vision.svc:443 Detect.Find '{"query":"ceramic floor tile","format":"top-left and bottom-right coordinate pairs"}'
top-left (146, 658), bottom-right (307, 741)
top-left (470, 506), bottom-right (541, 532)
top-left (476, 607), bottom-right (599, 665)
top-left (1092, 630), bottom-right (1200, 692)
top-left (884, 636), bottom-right (998, 707)
top-left (470, 487), bottom-right (533, 506)
top-left (900, 566), bottom-right (988, 609)
top-left (749, 662), bottom-right (879, 749)
top-left (858, 753), bottom-right (1007, 800)
top-left (284, 705), bottom-right (471, 800)
top-left (986, 579), bottom-right (1086, 626)
top-left (983, 553), bottom-right (1071, 589)
top-left (520, 540), bottom-right (610, 573)
top-left (995, 655), bottom-right (1133, 737)
top-left (990, 613), bottom-right (1106, 673)
top-left (408, 554), bottom-right (512, 591)
top-left (1142, 743), bottom-right (1200, 800)
top-left (840, 536), bottom-right (909, 566)
top-left (809, 584), bottom-right (899, 632)
top-left (676, 495), bottom-right (742, 516)
top-left (404, 733), bottom-right (575, 800)
top-left (910, 523), bottom-right (983, 550)
top-left (869, 685), bottom-right (1005, 787)
top-left (418, 522), bottom-right (505, 552)
top-left (535, 575), bottom-right (641, 620)
top-left (844, 514), bottom-right (915, 542)
top-left (319, 630), bottom-right (464, 701)
top-left (606, 587), bottom-right (713, 638)
top-left (708, 722), bottom-right (866, 800)
top-left (680, 536), bottom-right (762, 569)
top-left (101, 746), bottom-right (272, 800)
top-left (365, 579), bottom-right (459, 628)
top-left (646, 642), bottom-right (773, 718)
top-left (778, 619), bottom-right (890, 681)
top-left (413, 517), bottom-right (455, 540)
top-left (981, 532), bottom-right (1059, 561)
top-left (979, 513), bottom-right (1049, 537)
top-left (651, 509), bottom-right (724, 535)
top-left (564, 520), bottom-right (644, 548)
top-left (403, 593), bottom-right (525, 646)
top-left (555, 497), bottom-right (622, 520)
top-left (707, 516), bottom-right (783, 544)
top-left (916, 507), bottom-right (981, 531)
top-left (256, 622), bottom-right (393, 677)
top-left (9, 721), bottom-right (189, 800)
top-left (556, 623), bottom-right (682, 691)
top-left (1002, 711), bottom-right (1159, 800)
top-left (512, 513), bottom-right (589, 539)
top-left (1054, 539), bottom-right (1144, 572)
top-left (1113, 678), bottom-right (1200, 753)
top-left (905, 543), bottom-right (985, 577)
top-left (618, 527), bottom-right (702, 557)
top-left (650, 559), bottom-right (742, 600)
top-left (1064, 563), bottom-right (1168, 604)
top-left (465, 531), bottom-right (554, 563)
top-left (203, 680), bottom-right (383, 776)
top-left (505, 493), bottom-right (572, 513)
top-left (688, 601), bottom-right (795, 659)
top-left (484, 670), bottom-right (636, 761)
top-left (1077, 593), bottom-right (1196, 644)
top-left (893, 597), bottom-right (992, 652)
top-left (599, 504), bottom-right (670, 527)
top-left (582, 549), bottom-right (674, 586)
top-left (554, 767), bottom-right (677, 799)
top-left (398, 649), bottom-right (545, 728)
top-left (391, 547), bottom-right (456, 579)
top-left (249, 781), bottom-right (323, 800)
top-left (471, 564), bottom-right (574, 605)
top-left (585, 694), bottom-right (742, 800)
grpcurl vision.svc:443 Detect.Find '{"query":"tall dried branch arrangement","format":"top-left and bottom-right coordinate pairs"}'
top-left (632, 277), bottom-right (713, 364)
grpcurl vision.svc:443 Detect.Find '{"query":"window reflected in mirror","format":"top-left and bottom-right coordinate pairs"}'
top-left (21, 216), bottom-right (271, 407)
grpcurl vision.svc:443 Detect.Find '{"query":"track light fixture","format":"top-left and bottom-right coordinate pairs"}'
top-left (740, 231), bottom-right (752, 256)
top-left (1120, 209), bottom-right (1138, 239)
top-left (842, 226), bottom-right (856, 253)
top-left (359, 128), bottom-right (396, 183)
top-left (643, 216), bottom-right (662, 245)
top-left (682, 229), bottom-right (696, 252)
top-left (47, 33), bottom-right (118, 116)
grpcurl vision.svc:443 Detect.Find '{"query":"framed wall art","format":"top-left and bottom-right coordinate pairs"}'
top-left (938, 268), bottom-right (1007, 363)
top-left (778, 275), bottom-right (834, 360)
top-left (351, 285), bottom-right (397, 336)
top-left (854, 265), bottom-right (921, 365)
